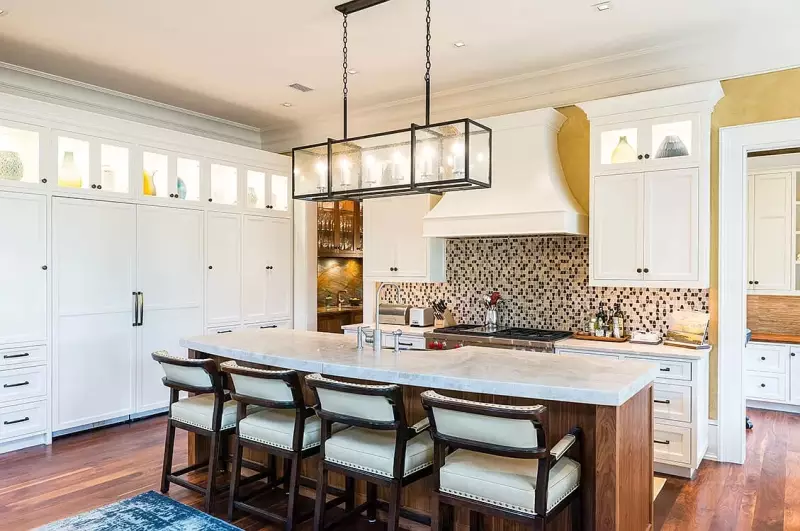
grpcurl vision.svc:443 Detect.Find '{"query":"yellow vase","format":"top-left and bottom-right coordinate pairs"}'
top-left (611, 136), bottom-right (636, 164)
top-left (58, 151), bottom-right (83, 188)
top-left (143, 170), bottom-right (156, 196)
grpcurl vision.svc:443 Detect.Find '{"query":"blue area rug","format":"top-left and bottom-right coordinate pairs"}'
top-left (36, 490), bottom-right (240, 530)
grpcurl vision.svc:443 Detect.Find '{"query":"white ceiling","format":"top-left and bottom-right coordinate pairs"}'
top-left (0, 0), bottom-right (798, 149)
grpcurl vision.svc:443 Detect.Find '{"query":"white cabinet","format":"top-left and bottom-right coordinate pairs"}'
top-left (52, 198), bottom-right (137, 431)
top-left (242, 215), bottom-right (270, 323)
top-left (746, 342), bottom-right (800, 407)
top-left (206, 212), bottom-right (242, 326)
top-left (363, 195), bottom-right (445, 282)
top-left (244, 170), bottom-right (291, 218)
top-left (747, 172), bottom-right (792, 292)
top-left (791, 347), bottom-right (800, 404)
top-left (0, 192), bottom-right (47, 345)
top-left (591, 168), bottom-right (700, 286)
top-left (265, 217), bottom-right (292, 321)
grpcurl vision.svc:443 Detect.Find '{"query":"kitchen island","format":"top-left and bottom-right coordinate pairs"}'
top-left (180, 328), bottom-right (659, 531)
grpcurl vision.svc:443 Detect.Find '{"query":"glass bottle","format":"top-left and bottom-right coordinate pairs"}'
top-left (595, 303), bottom-right (607, 337)
top-left (612, 304), bottom-right (625, 339)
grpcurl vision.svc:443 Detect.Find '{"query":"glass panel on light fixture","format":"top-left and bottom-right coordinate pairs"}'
top-left (293, 143), bottom-right (329, 197)
top-left (246, 170), bottom-right (266, 208)
top-left (330, 131), bottom-right (412, 195)
top-left (415, 122), bottom-right (468, 185)
top-left (177, 157), bottom-right (200, 201)
top-left (271, 174), bottom-right (289, 211)
top-left (58, 137), bottom-right (90, 189)
top-left (600, 128), bottom-right (638, 165)
top-left (100, 144), bottom-right (129, 193)
top-left (652, 120), bottom-right (692, 159)
top-left (143, 151), bottom-right (169, 197)
top-left (210, 163), bottom-right (238, 205)
top-left (0, 125), bottom-right (39, 184)
top-left (468, 121), bottom-right (491, 185)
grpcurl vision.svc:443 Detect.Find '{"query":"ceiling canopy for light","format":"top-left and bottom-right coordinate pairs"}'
top-left (292, 0), bottom-right (492, 201)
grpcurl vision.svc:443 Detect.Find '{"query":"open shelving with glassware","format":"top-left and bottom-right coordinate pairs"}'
top-left (317, 200), bottom-right (362, 258)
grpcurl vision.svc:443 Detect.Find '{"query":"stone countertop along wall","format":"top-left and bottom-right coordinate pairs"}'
top-left (384, 236), bottom-right (709, 335)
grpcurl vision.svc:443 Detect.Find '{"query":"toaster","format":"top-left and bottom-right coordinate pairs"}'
top-left (409, 307), bottom-right (434, 327)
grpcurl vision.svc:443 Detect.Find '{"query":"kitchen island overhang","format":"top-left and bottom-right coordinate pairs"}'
top-left (179, 328), bottom-right (658, 531)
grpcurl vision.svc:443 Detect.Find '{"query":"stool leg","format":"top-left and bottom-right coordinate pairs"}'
top-left (439, 501), bottom-right (454, 531)
top-left (313, 464), bottom-right (328, 531)
top-left (570, 492), bottom-right (582, 531)
top-left (387, 481), bottom-right (401, 531)
top-left (345, 476), bottom-right (355, 511)
top-left (205, 430), bottom-right (221, 513)
top-left (283, 457), bottom-right (291, 494)
top-left (285, 455), bottom-right (302, 531)
top-left (268, 454), bottom-right (277, 483)
top-left (366, 482), bottom-right (377, 522)
top-left (160, 420), bottom-right (176, 493)
top-left (470, 511), bottom-right (484, 531)
top-left (227, 436), bottom-right (243, 521)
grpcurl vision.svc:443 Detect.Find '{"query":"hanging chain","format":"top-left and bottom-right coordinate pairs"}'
top-left (342, 13), bottom-right (349, 138)
top-left (425, 0), bottom-right (431, 125)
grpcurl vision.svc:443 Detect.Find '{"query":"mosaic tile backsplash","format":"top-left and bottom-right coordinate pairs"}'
top-left (382, 236), bottom-right (709, 335)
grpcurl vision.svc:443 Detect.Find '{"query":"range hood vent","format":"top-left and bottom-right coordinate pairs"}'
top-left (422, 108), bottom-right (588, 238)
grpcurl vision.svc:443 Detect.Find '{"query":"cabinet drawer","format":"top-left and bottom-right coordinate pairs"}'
top-left (245, 321), bottom-right (292, 330)
top-left (0, 400), bottom-right (47, 441)
top-left (0, 345), bottom-right (46, 368)
top-left (653, 383), bottom-right (692, 423)
top-left (745, 343), bottom-right (788, 374)
top-left (746, 371), bottom-right (788, 402)
top-left (0, 366), bottom-right (47, 404)
top-left (653, 423), bottom-right (692, 465)
top-left (206, 325), bottom-right (241, 335)
top-left (381, 335), bottom-right (426, 351)
top-left (558, 348), bottom-right (622, 360)
top-left (653, 359), bottom-right (692, 381)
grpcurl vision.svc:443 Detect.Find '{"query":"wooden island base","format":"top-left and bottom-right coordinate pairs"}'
top-left (188, 351), bottom-right (653, 531)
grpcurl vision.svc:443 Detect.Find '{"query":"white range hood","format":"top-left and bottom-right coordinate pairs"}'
top-left (422, 108), bottom-right (588, 238)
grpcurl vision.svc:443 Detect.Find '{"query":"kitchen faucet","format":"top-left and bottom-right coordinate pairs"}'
top-left (337, 290), bottom-right (348, 308)
top-left (373, 282), bottom-right (400, 352)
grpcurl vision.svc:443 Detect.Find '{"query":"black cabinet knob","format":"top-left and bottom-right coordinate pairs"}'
top-left (208, 266), bottom-right (213, 270)
top-left (208, 198), bottom-right (213, 202)
top-left (97, 185), bottom-right (102, 190)
top-left (41, 265), bottom-right (48, 270)
top-left (761, 383), bottom-right (766, 388)
top-left (91, 184), bottom-right (97, 189)
top-left (637, 268), bottom-right (643, 273)
top-left (792, 353), bottom-right (796, 357)
top-left (643, 268), bottom-right (650, 273)
top-left (637, 154), bottom-right (643, 160)
top-left (644, 153), bottom-right (650, 159)
top-left (761, 357), bottom-right (766, 361)
top-left (754, 281), bottom-right (759, 285)
top-left (749, 281), bottom-right (754, 285)
top-left (41, 178), bottom-right (47, 183)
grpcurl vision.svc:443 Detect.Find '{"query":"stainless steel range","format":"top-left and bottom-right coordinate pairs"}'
top-left (424, 324), bottom-right (573, 353)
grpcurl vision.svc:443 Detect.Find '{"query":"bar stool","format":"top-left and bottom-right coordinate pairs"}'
top-left (420, 391), bottom-right (582, 531)
top-left (221, 362), bottom-right (350, 530)
top-left (305, 373), bottom-right (434, 531)
top-left (152, 351), bottom-right (237, 513)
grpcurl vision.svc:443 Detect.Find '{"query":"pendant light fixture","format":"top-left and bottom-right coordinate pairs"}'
top-left (292, 0), bottom-right (492, 201)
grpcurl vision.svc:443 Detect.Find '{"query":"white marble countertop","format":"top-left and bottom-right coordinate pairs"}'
top-left (556, 338), bottom-right (711, 360)
top-left (181, 328), bottom-right (658, 406)
top-left (340, 323), bottom-right (434, 337)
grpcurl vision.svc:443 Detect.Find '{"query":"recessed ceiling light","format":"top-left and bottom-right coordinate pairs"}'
top-left (0, 10), bottom-right (9, 17)
top-left (281, 102), bottom-right (293, 108)
top-left (453, 41), bottom-right (466, 48)
top-left (347, 69), bottom-right (359, 75)
top-left (593, 1), bottom-right (611, 11)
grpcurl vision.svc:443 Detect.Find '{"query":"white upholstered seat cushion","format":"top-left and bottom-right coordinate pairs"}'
top-left (170, 394), bottom-right (240, 431)
top-left (439, 449), bottom-right (580, 515)
top-left (238, 409), bottom-right (345, 451)
top-left (324, 426), bottom-right (434, 478)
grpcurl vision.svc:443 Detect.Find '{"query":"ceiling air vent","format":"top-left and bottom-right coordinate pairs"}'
top-left (288, 83), bottom-right (314, 93)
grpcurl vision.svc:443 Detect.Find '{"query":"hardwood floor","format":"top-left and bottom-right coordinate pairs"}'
top-left (0, 408), bottom-right (796, 530)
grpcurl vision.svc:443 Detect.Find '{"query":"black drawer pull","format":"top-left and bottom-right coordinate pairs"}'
top-left (217, 330), bottom-right (233, 334)
top-left (654, 439), bottom-right (670, 445)
top-left (4, 381), bottom-right (29, 388)
top-left (260, 325), bottom-right (278, 329)
top-left (659, 367), bottom-right (671, 372)
top-left (654, 399), bottom-right (671, 404)
top-left (399, 342), bottom-right (413, 347)
top-left (3, 353), bottom-right (29, 359)
top-left (4, 417), bottom-right (29, 426)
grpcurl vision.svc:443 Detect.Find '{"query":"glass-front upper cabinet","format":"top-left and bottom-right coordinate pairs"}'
top-left (0, 121), bottom-right (44, 189)
top-left (209, 162), bottom-right (238, 206)
top-left (53, 132), bottom-right (132, 195)
top-left (270, 173), bottom-right (290, 215)
top-left (140, 149), bottom-right (204, 202)
top-left (243, 167), bottom-right (290, 216)
top-left (594, 113), bottom-right (700, 172)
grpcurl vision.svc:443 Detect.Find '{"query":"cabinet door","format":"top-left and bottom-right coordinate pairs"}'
top-left (0, 192), bottom-right (47, 345)
top-left (363, 197), bottom-right (398, 277)
top-left (136, 205), bottom-right (203, 413)
top-left (750, 172), bottom-right (792, 291)
top-left (790, 347), bottom-right (800, 405)
top-left (269, 173), bottom-right (291, 217)
top-left (242, 215), bottom-right (270, 323)
top-left (52, 198), bottom-right (136, 431)
top-left (643, 168), bottom-right (699, 282)
top-left (394, 195), bottom-right (429, 278)
top-left (206, 212), bottom-right (242, 326)
top-left (266, 217), bottom-right (292, 321)
top-left (591, 173), bottom-right (644, 281)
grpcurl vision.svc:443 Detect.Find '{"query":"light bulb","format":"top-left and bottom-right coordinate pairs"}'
top-left (365, 154), bottom-right (376, 166)
top-left (451, 141), bottom-right (465, 155)
top-left (477, 152), bottom-right (485, 162)
top-left (393, 151), bottom-right (404, 164)
top-left (314, 161), bottom-right (327, 174)
top-left (339, 157), bottom-right (351, 169)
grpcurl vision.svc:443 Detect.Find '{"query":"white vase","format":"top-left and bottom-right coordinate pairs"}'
top-left (0, 150), bottom-right (23, 181)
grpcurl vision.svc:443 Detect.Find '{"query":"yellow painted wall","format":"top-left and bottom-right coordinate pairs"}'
top-left (555, 67), bottom-right (800, 419)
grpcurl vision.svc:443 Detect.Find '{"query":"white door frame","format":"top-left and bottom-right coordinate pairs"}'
top-left (718, 117), bottom-right (800, 464)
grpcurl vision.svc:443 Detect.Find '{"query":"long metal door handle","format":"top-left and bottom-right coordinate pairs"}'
top-left (132, 291), bottom-right (139, 327)
top-left (653, 399), bottom-right (671, 404)
top-left (654, 439), bottom-right (670, 445)
top-left (4, 381), bottom-right (29, 388)
top-left (138, 292), bottom-right (144, 326)
top-left (4, 417), bottom-right (29, 425)
top-left (3, 353), bottom-right (29, 359)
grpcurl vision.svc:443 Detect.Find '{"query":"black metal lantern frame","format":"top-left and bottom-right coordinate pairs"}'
top-left (291, 0), bottom-right (492, 202)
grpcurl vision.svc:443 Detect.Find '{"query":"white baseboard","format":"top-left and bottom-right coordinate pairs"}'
top-left (0, 433), bottom-right (48, 454)
top-left (705, 420), bottom-right (719, 461)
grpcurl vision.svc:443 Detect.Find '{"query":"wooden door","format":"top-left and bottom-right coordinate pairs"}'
top-left (750, 172), bottom-right (792, 291)
top-left (266, 217), bottom-right (292, 321)
top-left (591, 172), bottom-right (644, 281)
top-left (52, 198), bottom-right (136, 431)
top-left (643, 168), bottom-right (699, 282)
top-left (242, 215), bottom-right (270, 323)
top-left (206, 211), bottom-right (242, 326)
top-left (0, 191), bottom-right (47, 345)
top-left (136, 205), bottom-right (203, 413)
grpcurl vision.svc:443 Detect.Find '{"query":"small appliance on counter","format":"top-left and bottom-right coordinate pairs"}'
top-left (378, 304), bottom-right (410, 325)
top-left (409, 307), bottom-right (434, 327)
